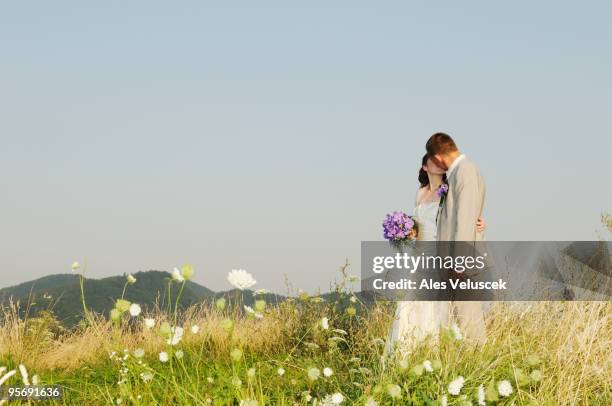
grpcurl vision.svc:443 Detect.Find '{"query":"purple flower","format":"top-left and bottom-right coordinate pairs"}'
top-left (436, 184), bottom-right (449, 198)
top-left (382, 211), bottom-right (417, 241)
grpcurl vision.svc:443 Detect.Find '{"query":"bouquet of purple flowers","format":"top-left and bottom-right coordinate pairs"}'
top-left (382, 211), bottom-right (418, 242)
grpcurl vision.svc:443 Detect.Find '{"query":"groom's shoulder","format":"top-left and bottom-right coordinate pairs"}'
top-left (456, 157), bottom-right (482, 177)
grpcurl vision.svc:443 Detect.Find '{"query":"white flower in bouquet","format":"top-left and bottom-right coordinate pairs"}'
top-left (227, 269), bottom-right (256, 290)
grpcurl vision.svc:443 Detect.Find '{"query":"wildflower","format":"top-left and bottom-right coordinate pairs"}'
top-left (180, 264), bottom-right (194, 280)
top-left (215, 298), bottom-right (226, 310)
top-left (231, 376), bottom-right (242, 387)
top-left (321, 393), bottom-right (344, 405)
top-left (346, 306), bottom-right (356, 316)
top-left (451, 323), bottom-right (463, 340)
top-left (448, 376), bottom-right (465, 395)
top-left (191, 325), bottom-right (200, 334)
top-left (159, 352), bottom-right (169, 363)
top-left (365, 398), bottom-right (378, 406)
top-left (18, 364), bottom-right (29, 386)
top-left (307, 367), bottom-right (320, 381)
top-left (530, 369), bottom-right (543, 382)
top-left (244, 305), bottom-right (255, 315)
top-left (301, 391), bottom-right (312, 402)
top-left (247, 368), bottom-right (256, 378)
top-left (526, 354), bottom-right (541, 366)
top-left (159, 322), bottom-right (171, 336)
top-left (129, 303), bottom-right (141, 317)
top-left (144, 318), bottom-right (155, 329)
top-left (140, 372), bottom-right (153, 382)
top-left (350, 295), bottom-right (357, 303)
top-left (207, 377), bottom-right (214, 383)
top-left (386, 383), bottom-right (401, 399)
top-left (127, 274), bottom-right (136, 284)
top-left (323, 367), bottom-right (333, 377)
top-left (321, 317), bottom-right (329, 330)
top-left (423, 360), bottom-right (433, 372)
top-left (171, 267), bottom-right (185, 282)
top-left (411, 364), bottom-right (424, 376)
top-left (31, 375), bottom-right (39, 385)
top-left (277, 367), bottom-right (285, 376)
top-left (115, 299), bottom-right (131, 313)
top-left (175, 350), bottom-right (184, 360)
top-left (0, 369), bottom-right (16, 386)
top-left (110, 308), bottom-right (122, 321)
top-left (476, 384), bottom-right (486, 405)
top-left (230, 348), bottom-right (243, 362)
top-left (440, 395), bottom-right (448, 406)
top-left (166, 326), bottom-right (184, 346)
top-left (133, 348), bottom-right (145, 358)
top-left (227, 269), bottom-right (256, 290)
top-left (71, 261), bottom-right (80, 272)
top-left (497, 380), bottom-right (513, 397)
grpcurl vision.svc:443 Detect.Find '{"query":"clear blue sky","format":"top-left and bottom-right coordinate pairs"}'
top-left (1, 1), bottom-right (610, 292)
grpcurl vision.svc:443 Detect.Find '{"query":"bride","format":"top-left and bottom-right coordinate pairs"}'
top-left (385, 154), bottom-right (486, 355)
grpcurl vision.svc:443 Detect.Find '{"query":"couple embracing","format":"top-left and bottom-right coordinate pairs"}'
top-left (387, 132), bottom-right (488, 355)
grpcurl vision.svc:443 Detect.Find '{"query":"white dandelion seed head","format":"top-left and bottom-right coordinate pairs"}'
top-left (127, 274), bottom-right (136, 284)
top-left (497, 380), bottom-right (513, 397)
top-left (133, 348), bottom-right (145, 358)
top-left (423, 360), bottom-right (433, 372)
top-left (386, 383), bottom-right (402, 399)
top-left (227, 269), bottom-right (256, 290)
top-left (307, 367), bottom-right (320, 381)
top-left (247, 367), bottom-right (256, 378)
top-left (71, 261), bottom-right (80, 271)
top-left (191, 325), bottom-right (200, 334)
top-left (364, 397), bottom-right (378, 406)
top-left (129, 303), bottom-right (141, 317)
top-left (140, 372), bottom-right (153, 382)
top-left (277, 367), bottom-right (285, 376)
top-left (321, 317), bottom-right (329, 330)
top-left (477, 384), bottom-right (485, 405)
top-left (175, 350), bottom-right (184, 360)
top-left (323, 367), bottom-right (333, 377)
top-left (440, 395), bottom-right (448, 406)
top-left (207, 376), bottom-right (214, 383)
top-left (144, 318), bottom-right (155, 329)
top-left (171, 267), bottom-right (185, 282)
top-left (448, 376), bottom-right (465, 395)
top-left (31, 374), bottom-right (39, 386)
top-left (159, 352), bottom-right (169, 363)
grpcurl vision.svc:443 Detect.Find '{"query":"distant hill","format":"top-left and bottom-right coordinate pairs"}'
top-left (0, 271), bottom-right (217, 327)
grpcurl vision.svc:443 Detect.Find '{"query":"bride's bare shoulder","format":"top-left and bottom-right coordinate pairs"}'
top-left (415, 186), bottom-right (428, 205)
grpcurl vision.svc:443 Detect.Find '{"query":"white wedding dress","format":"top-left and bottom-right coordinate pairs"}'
top-left (385, 199), bottom-right (450, 356)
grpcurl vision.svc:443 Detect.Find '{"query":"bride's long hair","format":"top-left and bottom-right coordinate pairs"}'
top-left (418, 154), bottom-right (448, 188)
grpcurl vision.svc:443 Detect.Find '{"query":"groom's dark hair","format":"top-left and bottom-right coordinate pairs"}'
top-left (426, 132), bottom-right (458, 155)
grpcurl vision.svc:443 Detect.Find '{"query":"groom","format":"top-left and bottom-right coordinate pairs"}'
top-left (426, 132), bottom-right (487, 344)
